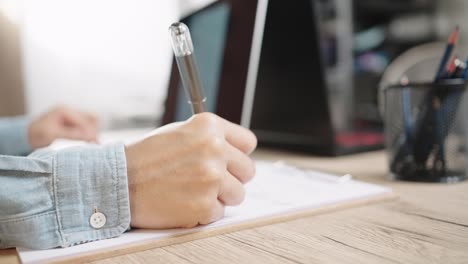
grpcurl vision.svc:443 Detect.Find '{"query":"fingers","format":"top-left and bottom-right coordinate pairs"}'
top-left (56, 127), bottom-right (91, 141)
top-left (58, 107), bottom-right (99, 142)
top-left (189, 113), bottom-right (257, 154)
top-left (226, 143), bottom-right (256, 184)
top-left (218, 171), bottom-right (245, 206)
top-left (221, 118), bottom-right (257, 154)
top-left (81, 112), bottom-right (99, 143)
top-left (198, 200), bottom-right (225, 225)
top-left (80, 111), bottom-right (99, 142)
top-left (184, 113), bottom-right (255, 208)
top-left (218, 144), bottom-right (254, 206)
top-left (82, 111), bottom-right (98, 126)
top-left (60, 107), bottom-right (90, 127)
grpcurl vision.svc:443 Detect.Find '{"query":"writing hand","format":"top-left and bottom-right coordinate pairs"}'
top-left (125, 113), bottom-right (257, 228)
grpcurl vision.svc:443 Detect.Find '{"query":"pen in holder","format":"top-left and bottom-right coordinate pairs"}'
top-left (383, 79), bottom-right (468, 182)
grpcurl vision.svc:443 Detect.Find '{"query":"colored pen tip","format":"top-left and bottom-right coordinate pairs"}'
top-left (448, 26), bottom-right (460, 44)
top-left (447, 56), bottom-right (457, 73)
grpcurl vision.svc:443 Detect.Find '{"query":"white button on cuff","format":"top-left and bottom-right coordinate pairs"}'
top-left (90, 212), bottom-right (106, 229)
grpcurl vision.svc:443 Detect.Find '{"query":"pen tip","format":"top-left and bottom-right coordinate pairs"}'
top-left (449, 26), bottom-right (460, 44)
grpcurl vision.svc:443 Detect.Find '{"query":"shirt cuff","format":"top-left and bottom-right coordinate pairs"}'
top-left (0, 117), bottom-right (33, 156)
top-left (53, 143), bottom-right (131, 247)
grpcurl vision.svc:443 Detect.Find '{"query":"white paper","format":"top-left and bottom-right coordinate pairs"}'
top-left (18, 159), bottom-right (391, 264)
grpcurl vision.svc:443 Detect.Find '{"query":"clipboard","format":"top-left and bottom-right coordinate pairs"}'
top-left (18, 161), bottom-right (395, 264)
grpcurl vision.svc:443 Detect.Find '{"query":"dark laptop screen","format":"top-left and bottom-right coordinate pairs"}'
top-left (174, 2), bottom-right (231, 121)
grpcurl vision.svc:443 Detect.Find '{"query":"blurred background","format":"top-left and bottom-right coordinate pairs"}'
top-left (0, 0), bottom-right (212, 128)
top-left (0, 0), bottom-right (467, 129)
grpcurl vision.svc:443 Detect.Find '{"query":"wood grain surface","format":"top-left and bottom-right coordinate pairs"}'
top-left (2, 150), bottom-right (467, 263)
top-left (94, 150), bottom-right (468, 264)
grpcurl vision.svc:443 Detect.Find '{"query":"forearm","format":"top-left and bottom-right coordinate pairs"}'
top-left (0, 117), bottom-right (32, 156)
top-left (0, 143), bottom-right (130, 249)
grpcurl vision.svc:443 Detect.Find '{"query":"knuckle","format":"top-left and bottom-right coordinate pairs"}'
top-left (196, 163), bottom-right (223, 183)
top-left (192, 112), bottom-right (220, 128)
top-left (203, 137), bottom-right (225, 157)
top-left (187, 116), bottom-right (226, 153)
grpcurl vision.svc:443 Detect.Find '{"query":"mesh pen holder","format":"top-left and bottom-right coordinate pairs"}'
top-left (383, 79), bottom-right (468, 183)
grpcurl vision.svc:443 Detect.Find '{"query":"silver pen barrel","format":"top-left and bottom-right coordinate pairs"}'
top-left (169, 22), bottom-right (206, 114)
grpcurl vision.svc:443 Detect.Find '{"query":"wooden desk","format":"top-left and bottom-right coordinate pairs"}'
top-left (3, 150), bottom-right (468, 263)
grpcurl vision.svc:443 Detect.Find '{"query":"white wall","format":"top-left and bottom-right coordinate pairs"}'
top-left (20, 1), bottom-right (197, 128)
top-left (436, 0), bottom-right (468, 46)
top-left (179, 0), bottom-right (215, 17)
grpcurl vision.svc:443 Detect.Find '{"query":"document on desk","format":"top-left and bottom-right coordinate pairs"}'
top-left (18, 157), bottom-right (393, 263)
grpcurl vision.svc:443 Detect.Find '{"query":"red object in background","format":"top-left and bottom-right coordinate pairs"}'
top-left (335, 132), bottom-right (384, 148)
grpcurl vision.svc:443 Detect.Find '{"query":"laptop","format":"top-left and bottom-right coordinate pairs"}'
top-left (163, 0), bottom-right (384, 156)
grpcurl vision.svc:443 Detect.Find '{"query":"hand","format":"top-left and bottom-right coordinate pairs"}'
top-left (125, 113), bottom-right (257, 229)
top-left (28, 105), bottom-right (99, 149)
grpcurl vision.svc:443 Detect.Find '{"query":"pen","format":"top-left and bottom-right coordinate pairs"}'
top-left (169, 22), bottom-right (207, 114)
top-left (437, 59), bottom-right (468, 167)
top-left (401, 76), bottom-right (413, 149)
top-left (450, 58), bottom-right (465, 78)
top-left (435, 57), bottom-right (457, 165)
top-left (462, 57), bottom-right (468, 79)
top-left (412, 26), bottom-right (459, 167)
top-left (435, 26), bottom-right (459, 81)
top-left (444, 56), bottom-right (457, 78)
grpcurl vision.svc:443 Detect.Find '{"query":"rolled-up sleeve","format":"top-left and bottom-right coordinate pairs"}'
top-left (0, 143), bottom-right (131, 249)
top-left (0, 117), bottom-right (33, 156)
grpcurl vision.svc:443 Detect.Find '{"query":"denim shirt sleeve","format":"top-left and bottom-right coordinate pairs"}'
top-left (0, 143), bottom-right (131, 249)
top-left (0, 117), bottom-right (33, 156)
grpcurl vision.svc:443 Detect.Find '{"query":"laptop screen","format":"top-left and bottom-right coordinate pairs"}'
top-left (174, 2), bottom-right (231, 121)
